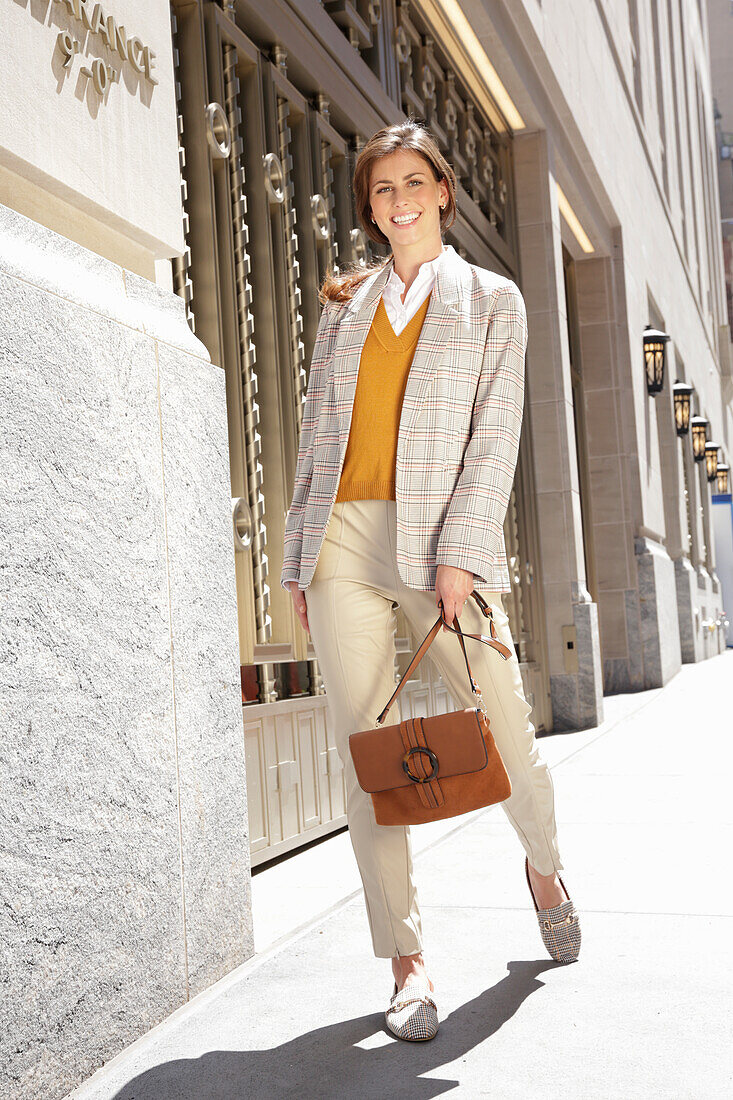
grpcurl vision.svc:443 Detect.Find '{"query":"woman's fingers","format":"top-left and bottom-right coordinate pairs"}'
top-left (437, 596), bottom-right (468, 632)
top-left (287, 583), bottom-right (310, 633)
top-left (299, 598), bottom-right (310, 634)
top-left (297, 593), bottom-right (310, 634)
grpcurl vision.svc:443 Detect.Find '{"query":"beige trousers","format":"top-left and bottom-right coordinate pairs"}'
top-left (304, 499), bottom-right (563, 959)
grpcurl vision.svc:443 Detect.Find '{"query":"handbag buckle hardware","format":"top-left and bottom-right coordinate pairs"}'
top-left (472, 688), bottom-right (489, 720)
top-left (402, 745), bottom-right (439, 783)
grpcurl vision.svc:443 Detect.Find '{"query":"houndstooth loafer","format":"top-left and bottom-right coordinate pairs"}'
top-left (525, 856), bottom-right (581, 963)
top-left (385, 977), bottom-right (439, 1041)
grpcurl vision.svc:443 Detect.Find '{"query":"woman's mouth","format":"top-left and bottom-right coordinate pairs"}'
top-left (390, 211), bottom-right (422, 226)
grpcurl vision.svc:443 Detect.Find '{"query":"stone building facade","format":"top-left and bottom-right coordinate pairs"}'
top-left (708, 0), bottom-right (733, 633)
top-left (1, 0), bottom-right (730, 1095)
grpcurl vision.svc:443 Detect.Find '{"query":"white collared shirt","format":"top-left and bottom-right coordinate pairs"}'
top-left (381, 245), bottom-right (447, 335)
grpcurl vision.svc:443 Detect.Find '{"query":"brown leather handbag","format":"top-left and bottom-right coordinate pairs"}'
top-left (348, 590), bottom-right (514, 826)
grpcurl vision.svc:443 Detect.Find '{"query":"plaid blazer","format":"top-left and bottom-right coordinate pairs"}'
top-left (280, 243), bottom-right (528, 594)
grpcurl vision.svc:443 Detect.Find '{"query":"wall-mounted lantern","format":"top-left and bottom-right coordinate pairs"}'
top-left (690, 415), bottom-right (709, 460)
top-left (672, 380), bottom-right (693, 435)
top-left (716, 463), bottom-right (730, 495)
top-left (705, 441), bottom-right (720, 482)
top-left (643, 325), bottom-right (670, 394)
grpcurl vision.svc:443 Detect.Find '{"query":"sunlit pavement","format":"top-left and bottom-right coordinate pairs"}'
top-left (70, 648), bottom-right (733, 1100)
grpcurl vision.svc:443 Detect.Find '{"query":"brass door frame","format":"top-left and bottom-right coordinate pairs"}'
top-left (171, 0), bottom-right (547, 715)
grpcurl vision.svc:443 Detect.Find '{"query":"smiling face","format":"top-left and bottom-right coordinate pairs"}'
top-left (368, 148), bottom-right (449, 256)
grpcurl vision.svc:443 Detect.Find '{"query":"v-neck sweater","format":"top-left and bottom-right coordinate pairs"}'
top-left (334, 290), bottom-right (432, 503)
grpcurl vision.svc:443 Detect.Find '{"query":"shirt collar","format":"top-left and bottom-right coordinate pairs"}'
top-left (384, 245), bottom-right (447, 300)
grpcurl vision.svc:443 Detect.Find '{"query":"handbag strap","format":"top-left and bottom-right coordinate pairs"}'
top-left (375, 590), bottom-right (514, 727)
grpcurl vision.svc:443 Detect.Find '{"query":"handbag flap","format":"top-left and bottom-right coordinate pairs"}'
top-left (348, 707), bottom-right (489, 793)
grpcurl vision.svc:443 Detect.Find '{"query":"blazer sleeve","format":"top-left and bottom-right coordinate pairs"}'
top-left (280, 300), bottom-right (344, 589)
top-left (434, 280), bottom-right (528, 583)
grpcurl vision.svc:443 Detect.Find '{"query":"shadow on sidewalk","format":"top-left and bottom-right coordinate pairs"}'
top-left (110, 959), bottom-right (564, 1099)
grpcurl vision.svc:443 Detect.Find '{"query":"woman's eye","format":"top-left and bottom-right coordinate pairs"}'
top-left (375, 180), bottom-right (423, 193)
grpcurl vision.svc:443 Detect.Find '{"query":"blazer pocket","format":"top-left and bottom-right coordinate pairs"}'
top-left (433, 361), bottom-right (480, 425)
top-left (442, 459), bottom-right (465, 489)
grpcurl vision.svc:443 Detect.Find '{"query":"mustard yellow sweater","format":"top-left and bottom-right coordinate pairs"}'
top-left (335, 292), bottom-right (432, 502)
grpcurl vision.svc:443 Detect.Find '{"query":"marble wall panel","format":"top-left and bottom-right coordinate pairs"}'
top-left (156, 339), bottom-right (253, 997)
top-left (0, 272), bottom-right (186, 1096)
top-left (0, 203), bottom-right (253, 1097)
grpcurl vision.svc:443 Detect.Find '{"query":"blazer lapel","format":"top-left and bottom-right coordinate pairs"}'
top-left (328, 260), bottom-right (389, 450)
top-left (332, 244), bottom-right (467, 450)
top-left (398, 251), bottom-right (463, 442)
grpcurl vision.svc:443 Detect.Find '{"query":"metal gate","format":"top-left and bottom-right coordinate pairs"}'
top-left (169, 0), bottom-right (548, 865)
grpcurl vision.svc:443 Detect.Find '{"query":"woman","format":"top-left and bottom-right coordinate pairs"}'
top-left (281, 120), bottom-right (581, 1042)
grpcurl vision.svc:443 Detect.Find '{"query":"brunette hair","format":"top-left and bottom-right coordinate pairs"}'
top-left (319, 118), bottom-right (457, 304)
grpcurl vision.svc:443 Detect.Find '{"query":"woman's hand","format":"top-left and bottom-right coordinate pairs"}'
top-left (435, 564), bottom-right (474, 633)
top-left (286, 580), bottom-right (310, 634)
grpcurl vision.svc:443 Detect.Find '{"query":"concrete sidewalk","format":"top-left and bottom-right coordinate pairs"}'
top-left (70, 651), bottom-right (733, 1100)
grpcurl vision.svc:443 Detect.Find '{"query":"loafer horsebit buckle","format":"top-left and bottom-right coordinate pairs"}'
top-left (542, 912), bottom-right (578, 929)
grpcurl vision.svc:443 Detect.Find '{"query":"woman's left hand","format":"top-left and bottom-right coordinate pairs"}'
top-left (435, 564), bottom-right (474, 633)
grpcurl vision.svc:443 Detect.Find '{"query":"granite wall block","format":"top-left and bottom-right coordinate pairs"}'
top-left (0, 204), bottom-right (253, 1099)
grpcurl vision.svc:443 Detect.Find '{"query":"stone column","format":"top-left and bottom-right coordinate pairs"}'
top-left (573, 235), bottom-right (681, 690)
top-left (0, 205), bottom-right (254, 1097)
top-left (514, 131), bottom-right (603, 730)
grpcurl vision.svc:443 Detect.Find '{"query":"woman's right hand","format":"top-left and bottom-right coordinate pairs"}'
top-left (286, 580), bottom-right (310, 634)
